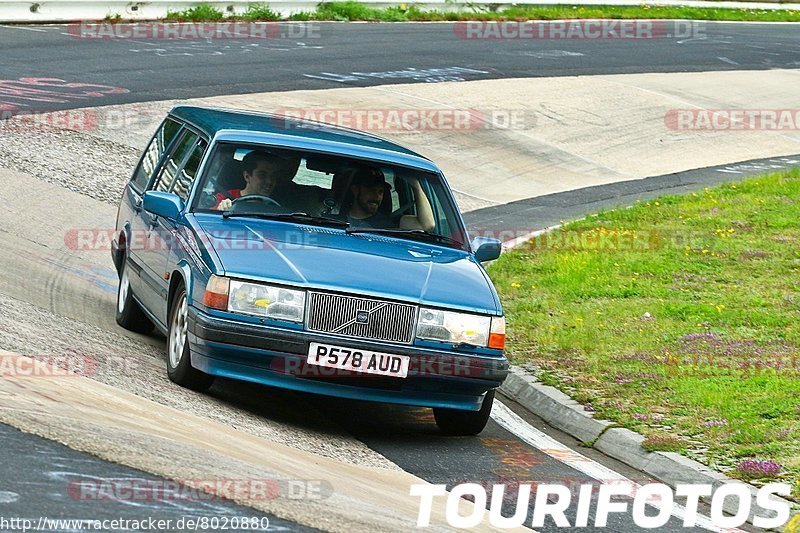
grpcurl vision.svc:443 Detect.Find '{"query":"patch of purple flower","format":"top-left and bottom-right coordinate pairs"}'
top-left (736, 459), bottom-right (782, 479)
top-left (614, 374), bottom-right (634, 384)
top-left (613, 352), bottom-right (661, 363)
top-left (679, 332), bottom-right (719, 343)
top-left (632, 413), bottom-right (648, 421)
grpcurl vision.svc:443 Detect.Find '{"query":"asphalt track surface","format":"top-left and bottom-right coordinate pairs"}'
top-left (0, 20), bottom-right (795, 532)
top-left (1, 22), bottom-right (800, 113)
top-left (0, 424), bottom-right (308, 532)
top-left (464, 154), bottom-right (800, 234)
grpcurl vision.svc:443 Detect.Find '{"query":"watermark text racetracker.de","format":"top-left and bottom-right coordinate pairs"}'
top-left (411, 481), bottom-right (791, 529)
top-left (2, 108), bottom-right (535, 134)
top-left (67, 21), bottom-right (320, 40)
top-left (68, 477), bottom-right (333, 502)
top-left (454, 20), bottom-right (705, 40)
top-left (67, 227), bottom-right (728, 254)
top-left (66, 228), bottom-right (322, 253)
top-left (275, 108), bottom-right (535, 131)
top-left (0, 354), bottom-right (97, 378)
top-left (666, 109), bottom-right (800, 131)
top-left (1, 107), bottom-right (167, 133)
top-left (0, 110), bottom-right (100, 132)
top-left (272, 352), bottom-right (507, 379)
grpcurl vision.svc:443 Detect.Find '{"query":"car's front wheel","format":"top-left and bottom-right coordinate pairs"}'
top-left (434, 390), bottom-right (495, 436)
top-left (116, 259), bottom-right (154, 334)
top-left (167, 285), bottom-right (214, 392)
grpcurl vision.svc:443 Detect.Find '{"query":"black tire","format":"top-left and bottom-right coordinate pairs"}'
top-left (166, 285), bottom-right (215, 392)
top-left (434, 390), bottom-right (495, 436)
top-left (115, 259), bottom-right (154, 334)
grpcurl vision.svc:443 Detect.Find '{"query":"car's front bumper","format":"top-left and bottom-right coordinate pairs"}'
top-left (187, 307), bottom-right (509, 411)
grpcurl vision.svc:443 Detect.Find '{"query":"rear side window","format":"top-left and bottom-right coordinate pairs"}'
top-left (293, 159), bottom-right (333, 188)
top-left (170, 139), bottom-right (207, 201)
top-left (152, 131), bottom-right (200, 193)
top-left (131, 118), bottom-right (181, 191)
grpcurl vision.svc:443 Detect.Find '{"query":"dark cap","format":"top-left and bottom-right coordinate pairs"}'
top-left (351, 166), bottom-right (385, 187)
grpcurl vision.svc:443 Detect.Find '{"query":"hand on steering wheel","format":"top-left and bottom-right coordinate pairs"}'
top-left (230, 194), bottom-right (282, 208)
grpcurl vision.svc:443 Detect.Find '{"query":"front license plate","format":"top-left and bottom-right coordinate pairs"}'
top-left (307, 342), bottom-right (410, 378)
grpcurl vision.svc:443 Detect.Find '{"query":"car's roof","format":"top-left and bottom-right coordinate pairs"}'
top-left (169, 105), bottom-right (438, 171)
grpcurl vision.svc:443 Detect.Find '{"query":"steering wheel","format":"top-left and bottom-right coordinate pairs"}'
top-left (230, 194), bottom-right (281, 208)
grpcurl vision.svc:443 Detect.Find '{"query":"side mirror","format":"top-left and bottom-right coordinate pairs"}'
top-left (142, 191), bottom-right (184, 220)
top-left (471, 237), bottom-right (502, 263)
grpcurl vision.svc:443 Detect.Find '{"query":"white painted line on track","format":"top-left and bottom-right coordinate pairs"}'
top-left (0, 25), bottom-right (46, 32)
top-left (0, 491), bottom-right (19, 503)
top-left (490, 400), bottom-right (745, 533)
top-left (500, 224), bottom-right (562, 250)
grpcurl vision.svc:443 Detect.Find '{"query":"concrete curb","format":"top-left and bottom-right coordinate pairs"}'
top-left (499, 366), bottom-right (798, 529)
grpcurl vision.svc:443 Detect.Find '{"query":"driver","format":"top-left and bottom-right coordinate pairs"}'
top-left (214, 150), bottom-right (299, 211)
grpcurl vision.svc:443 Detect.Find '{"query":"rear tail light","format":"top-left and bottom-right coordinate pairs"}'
top-left (203, 275), bottom-right (230, 310)
top-left (488, 316), bottom-right (506, 350)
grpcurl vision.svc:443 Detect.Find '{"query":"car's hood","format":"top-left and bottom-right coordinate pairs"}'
top-left (192, 214), bottom-right (501, 315)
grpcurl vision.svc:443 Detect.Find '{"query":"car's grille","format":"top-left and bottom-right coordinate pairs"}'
top-left (306, 292), bottom-right (417, 344)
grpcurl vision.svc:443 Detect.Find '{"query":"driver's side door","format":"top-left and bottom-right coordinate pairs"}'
top-left (137, 129), bottom-right (206, 321)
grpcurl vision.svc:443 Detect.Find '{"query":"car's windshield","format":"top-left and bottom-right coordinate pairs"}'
top-left (193, 143), bottom-right (468, 249)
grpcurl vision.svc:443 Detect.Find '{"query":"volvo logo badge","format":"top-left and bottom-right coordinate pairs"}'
top-left (332, 303), bottom-right (387, 334)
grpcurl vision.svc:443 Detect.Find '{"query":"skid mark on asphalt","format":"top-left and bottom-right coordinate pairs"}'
top-left (0, 77), bottom-right (128, 114)
top-left (491, 401), bottom-right (743, 532)
top-left (303, 66), bottom-right (491, 84)
top-left (36, 253), bottom-right (118, 294)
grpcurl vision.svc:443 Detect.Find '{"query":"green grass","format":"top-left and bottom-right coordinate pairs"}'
top-left (160, 2), bottom-right (800, 22)
top-left (165, 4), bottom-right (226, 21)
top-left (242, 3), bottom-right (281, 21)
top-left (488, 170), bottom-right (800, 499)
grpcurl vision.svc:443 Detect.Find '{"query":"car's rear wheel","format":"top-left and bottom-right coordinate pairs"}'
top-left (434, 390), bottom-right (495, 436)
top-left (116, 259), bottom-right (154, 334)
top-left (167, 285), bottom-right (214, 392)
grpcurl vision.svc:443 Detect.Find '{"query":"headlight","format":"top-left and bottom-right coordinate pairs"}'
top-left (416, 307), bottom-right (491, 347)
top-left (228, 280), bottom-right (305, 323)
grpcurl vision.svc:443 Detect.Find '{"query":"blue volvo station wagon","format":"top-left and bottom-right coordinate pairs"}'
top-left (113, 106), bottom-right (508, 435)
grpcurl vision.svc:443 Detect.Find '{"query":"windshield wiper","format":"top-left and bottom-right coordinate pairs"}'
top-left (345, 227), bottom-right (463, 247)
top-left (222, 211), bottom-right (350, 228)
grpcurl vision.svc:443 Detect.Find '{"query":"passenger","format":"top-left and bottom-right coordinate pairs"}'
top-left (270, 156), bottom-right (307, 209)
top-left (214, 151), bottom-right (300, 210)
top-left (341, 167), bottom-right (435, 231)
